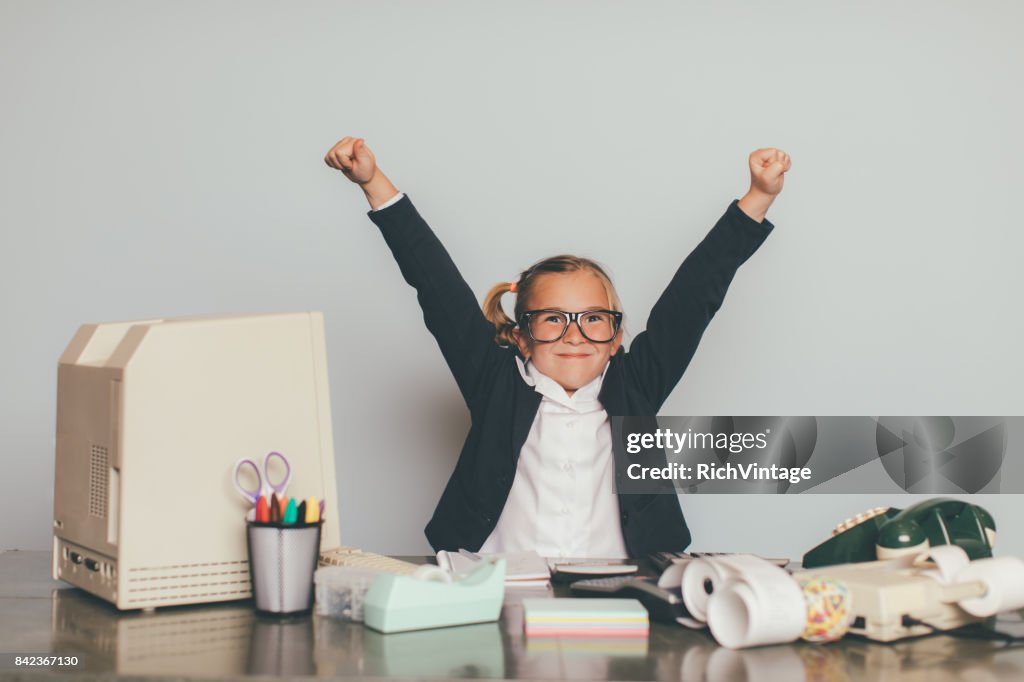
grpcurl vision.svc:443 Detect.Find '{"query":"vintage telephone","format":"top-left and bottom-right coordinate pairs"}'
top-left (802, 498), bottom-right (996, 569)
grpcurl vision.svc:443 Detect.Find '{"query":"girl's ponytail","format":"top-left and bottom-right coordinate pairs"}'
top-left (482, 281), bottom-right (519, 346)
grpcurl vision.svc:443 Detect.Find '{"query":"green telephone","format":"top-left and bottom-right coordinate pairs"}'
top-left (802, 498), bottom-right (996, 569)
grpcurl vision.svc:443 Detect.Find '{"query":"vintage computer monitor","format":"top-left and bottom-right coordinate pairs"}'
top-left (53, 312), bottom-right (341, 609)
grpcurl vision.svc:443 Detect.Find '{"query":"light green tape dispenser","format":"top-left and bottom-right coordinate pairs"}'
top-left (363, 559), bottom-right (506, 633)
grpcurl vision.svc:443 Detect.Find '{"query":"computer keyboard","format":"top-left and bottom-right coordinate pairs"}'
top-left (318, 546), bottom-right (421, 575)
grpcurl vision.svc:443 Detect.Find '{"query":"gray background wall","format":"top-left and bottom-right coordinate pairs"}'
top-left (2, 0), bottom-right (1022, 558)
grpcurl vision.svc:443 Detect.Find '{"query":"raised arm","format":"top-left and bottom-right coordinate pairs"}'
top-left (622, 148), bottom-right (791, 409)
top-left (324, 137), bottom-right (502, 407)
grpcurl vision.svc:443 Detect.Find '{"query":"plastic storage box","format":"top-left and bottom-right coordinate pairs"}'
top-left (314, 566), bottom-right (381, 621)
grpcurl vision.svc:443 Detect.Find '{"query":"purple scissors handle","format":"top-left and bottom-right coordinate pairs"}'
top-left (262, 451), bottom-right (292, 497)
top-left (232, 458), bottom-right (262, 505)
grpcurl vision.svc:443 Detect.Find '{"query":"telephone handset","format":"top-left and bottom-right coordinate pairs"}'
top-left (802, 497), bottom-right (996, 569)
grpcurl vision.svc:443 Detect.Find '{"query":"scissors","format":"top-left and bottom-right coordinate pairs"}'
top-left (233, 451), bottom-right (292, 506)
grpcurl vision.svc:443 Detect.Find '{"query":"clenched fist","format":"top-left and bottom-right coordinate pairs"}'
top-left (324, 136), bottom-right (377, 185)
top-left (324, 136), bottom-right (400, 210)
top-left (747, 148), bottom-right (791, 197)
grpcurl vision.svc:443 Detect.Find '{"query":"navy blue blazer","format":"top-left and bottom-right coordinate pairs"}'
top-left (368, 195), bottom-right (774, 556)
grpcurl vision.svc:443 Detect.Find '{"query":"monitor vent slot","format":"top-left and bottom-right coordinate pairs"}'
top-left (89, 445), bottom-right (108, 518)
top-left (126, 561), bottom-right (252, 605)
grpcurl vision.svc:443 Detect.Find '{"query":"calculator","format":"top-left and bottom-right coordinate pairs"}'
top-left (570, 575), bottom-right (691, 623)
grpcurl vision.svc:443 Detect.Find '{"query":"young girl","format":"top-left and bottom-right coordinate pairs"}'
top-left (325, 137), bottom-right (790, 558)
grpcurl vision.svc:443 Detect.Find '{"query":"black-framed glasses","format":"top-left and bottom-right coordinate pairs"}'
top-left (517, 309), bottom-right (623, 343)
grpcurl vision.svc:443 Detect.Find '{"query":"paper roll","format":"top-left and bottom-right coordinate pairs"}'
top-left (657, 560), bottom-right (688, 590)
top-left (413, 565), bottom-right (453, 583)
top-left (681, 559), bottom-right (738, 622)
top-left (956, 557), bottom-right (1024, 617)
top-left (680, 554), bottom-right (788, 623)
top-left (920, 544), bottom-right (971, 583)
top-left (710, 555), bottom-right (804, 643)
top-left (656, 560), bottom-right (706, 628)
top-left (706, 569), bottom-right (807, 649)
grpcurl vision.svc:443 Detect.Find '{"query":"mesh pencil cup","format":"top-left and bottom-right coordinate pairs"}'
top-left (246, 521), bottom-right (323, 614)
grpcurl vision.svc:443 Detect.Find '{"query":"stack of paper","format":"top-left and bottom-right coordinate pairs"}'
top-left (522, 598), bottom-right (649, 638)
top-left (436, 550), bottom-right (551, 588)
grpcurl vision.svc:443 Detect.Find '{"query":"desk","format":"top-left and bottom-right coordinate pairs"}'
top-left (2, 550), bottom-right (1023, 681)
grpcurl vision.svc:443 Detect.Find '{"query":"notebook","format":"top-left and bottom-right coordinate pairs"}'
top-left (522, 598), bottom-right (649, 637)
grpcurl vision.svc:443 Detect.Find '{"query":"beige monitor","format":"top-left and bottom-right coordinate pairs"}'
top-left (53, 312), bottom-right (341, 609)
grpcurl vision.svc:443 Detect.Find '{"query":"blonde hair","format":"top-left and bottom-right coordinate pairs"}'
top-left (482, 255), bottom-right (623, 347)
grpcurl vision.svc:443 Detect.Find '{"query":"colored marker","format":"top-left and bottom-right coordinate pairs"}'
top-left (270, 493), bottom-right (282, 523)
top-left (283, 498), bottom-right (298, 525)
top-left (296, 500), bottom-right (307, 526)
top-left (306, 496), bottom-right (320, 523)
top-left (319, 499), bottom-right (325, 521)
top-left (255, 495), bottom-right (269, 523)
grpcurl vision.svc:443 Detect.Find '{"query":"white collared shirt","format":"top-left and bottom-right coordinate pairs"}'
top-left (479, 358), bottom-right (629, 559)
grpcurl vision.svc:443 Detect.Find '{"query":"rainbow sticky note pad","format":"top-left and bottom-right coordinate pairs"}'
top-left (522, 598), bottom-right (649, 638)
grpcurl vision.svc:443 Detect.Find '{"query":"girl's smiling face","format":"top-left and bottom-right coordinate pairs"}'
top-left (512, 271), bottom-right (623, 396)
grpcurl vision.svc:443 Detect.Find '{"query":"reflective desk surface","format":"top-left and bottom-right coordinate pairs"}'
top-left (2, 550), bottom-right (1024, 681)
